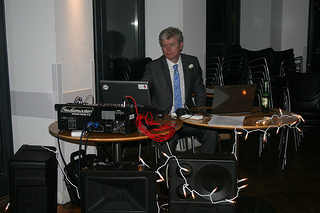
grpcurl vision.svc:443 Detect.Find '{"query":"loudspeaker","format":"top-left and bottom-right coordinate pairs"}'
top-left (169, 153), bottom-right (237, 213)
top-left (80, 162), bottom-right (157, 213)
top-left (9, 145), bottom-right (57, 213)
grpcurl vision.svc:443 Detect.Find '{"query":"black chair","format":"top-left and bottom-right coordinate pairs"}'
top-left (220, 53), bottom-right (247, 85)
top-left (113, 57), bottom-right (152, 81)
top-left (106, 30), bottom-right (126, 59)
top-left (277, 71), bottom-right (320, 169)
top-left (206, 56), bottom-right (222, 86)
top-left (270, 49), bottom-right (295, 109)
top-left (127, 57), bottom-right (152, 81)
top-left (286, 71), bottom-right (320, 131)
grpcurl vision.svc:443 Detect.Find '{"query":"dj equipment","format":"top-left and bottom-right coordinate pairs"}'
top-left (80, 162), bottom-right (157, 213)
top-left (55, 103), bottom-right (137, 135)
top-left (169, 153), bottom-right (237, 213)
top-left (9, 145), bottom-right (57, 213)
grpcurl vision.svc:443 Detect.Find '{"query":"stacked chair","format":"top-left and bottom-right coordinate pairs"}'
top-left (206, 44), bottom-right (303, 169)
top-left (286, 71), bottom-right (320, 133)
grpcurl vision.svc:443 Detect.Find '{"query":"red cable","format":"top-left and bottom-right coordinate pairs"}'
top-left (126, 96), bottom-right (176, 142)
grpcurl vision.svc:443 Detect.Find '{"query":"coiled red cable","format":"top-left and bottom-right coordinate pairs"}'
top-left (126, 96), bottom-right (175, 142)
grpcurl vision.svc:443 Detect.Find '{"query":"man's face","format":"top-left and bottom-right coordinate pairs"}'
top-left (161, 37), bottom-right (183, 63)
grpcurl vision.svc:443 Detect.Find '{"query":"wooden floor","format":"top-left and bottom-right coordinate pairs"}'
top-left (1, 129), bottom-right (320, 213)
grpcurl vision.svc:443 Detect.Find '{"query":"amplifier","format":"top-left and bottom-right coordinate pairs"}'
top-left (54, 104), bottom-right (137, 135)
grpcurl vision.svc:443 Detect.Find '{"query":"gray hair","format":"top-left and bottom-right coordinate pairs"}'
top-left (159, 27), bottom-right (184, 46)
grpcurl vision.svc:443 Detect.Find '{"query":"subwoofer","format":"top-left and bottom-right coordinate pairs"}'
top-left (80, 162), bottom-right (157, 213)
top-left (9, 144), bottom-right (57, 213)
top-left (169, 153), bottom-right (237, 213)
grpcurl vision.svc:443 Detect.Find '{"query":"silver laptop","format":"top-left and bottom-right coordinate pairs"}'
top-left (99, 80), bottom-right (151, 106)
top-left (211, 84), bottom-right (257, 114)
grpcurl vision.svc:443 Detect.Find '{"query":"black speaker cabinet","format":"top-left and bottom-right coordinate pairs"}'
top-left (80, 162), bottom-right (157, 213)
top-left (169, 153), bottom-right (237, 213)
top-left (9, 144), bottom-right (57, 213)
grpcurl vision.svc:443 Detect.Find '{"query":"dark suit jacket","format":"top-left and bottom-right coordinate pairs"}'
top-left (142, 54), bottom-right (206, 113)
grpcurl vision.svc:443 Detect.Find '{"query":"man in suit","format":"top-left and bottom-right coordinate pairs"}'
top-left (142, 27), bottom-right (218, 160)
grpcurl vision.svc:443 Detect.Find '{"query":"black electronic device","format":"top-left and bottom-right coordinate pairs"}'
top-left (169, 153), bottom-right (237, 213)
top-left (9, 145), bottom-right (57, 213)
top-left (100, 80), bottom-right (152, 107)
top-left (80, 162), bottom-right (157, 213)
top-left (54, 103), bottom-right (137, 135)
top-left (211, 84), bottom-right (257, 114)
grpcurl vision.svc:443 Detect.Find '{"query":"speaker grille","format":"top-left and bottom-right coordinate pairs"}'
top-left (169, 153), bottom-right (237, 213)
top-left (80, 163), bottom-right (157, 213)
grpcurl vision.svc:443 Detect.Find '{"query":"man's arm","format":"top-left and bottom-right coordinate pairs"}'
top-left (191, 57), bottom-right (206, 107)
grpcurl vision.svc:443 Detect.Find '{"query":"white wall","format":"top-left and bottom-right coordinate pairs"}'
top-left (240, 0), bottom-right (272, 50)
top-left (282, 0), bottom-right (309, 67)
top-left (145, 0), bottom-right (184, 60)
top-left (5, 0), bottom-right (95, 204)
top-left (54, 0), bottom-right (94, 92)
top-left (145, 0), bottom-right (206, 78)
top-left (5, 0), bottom-right (57, 154)
top-left (270, 0), bottom-right (283, 50)
top-left (241, 0), bottom-right (309, 66)
top-left (183, 0), bottom-right (206, 80)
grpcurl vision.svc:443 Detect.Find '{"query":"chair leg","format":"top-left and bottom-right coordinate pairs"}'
top-left (281, 128), bottom-right (290, 170)
top-left (178, 139), bottom-right (186, 152)
top-left (184, 137), bottom-right (189, 151)
top-left (154, 144), bottom-right (160, 165)
top-left (138, 141), bottom-right (142, 158)
top-left (259, 132), bottom-right (269, 157)
top-left (259, 134), bottom-right (263, 157)
top-left (293, 129), bottom-right (302, 151)
top-left (191, 136), bottom-right (195, 153)
top-left (278, 128), bottom-right (286, 158)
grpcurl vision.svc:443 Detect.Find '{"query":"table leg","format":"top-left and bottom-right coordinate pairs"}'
top-left (112, 142), bottom-right (122, 162)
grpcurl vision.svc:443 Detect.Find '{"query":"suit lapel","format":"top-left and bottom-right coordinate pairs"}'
top-left (160, 56), bottom-right (172, 85)
top-left (181, 54), bottom-right (190, 97)
top-left (160, 56), bottom-right (174, 100)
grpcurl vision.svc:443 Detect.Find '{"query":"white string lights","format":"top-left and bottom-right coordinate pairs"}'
top-left (139, 150), bottom-right (248, 210)
top-left (139, 108), bottom-right (303, 211)
top-left (231, 109), bottom-right (303, 160)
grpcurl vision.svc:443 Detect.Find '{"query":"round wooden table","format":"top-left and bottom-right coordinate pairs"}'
top-left (182, 106), bottom-right (301, 169)
top-left (49, 117), bottom-right (183, 162)
top-left (182, 107), bottom-right (300, 130)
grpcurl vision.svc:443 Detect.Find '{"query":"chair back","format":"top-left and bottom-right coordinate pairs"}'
top-left (286, 71), bottom-right (320, 130)
top-left (128, 57), bottom-right (152, 81)
top-left (286, 71), bottom-right (320, 110)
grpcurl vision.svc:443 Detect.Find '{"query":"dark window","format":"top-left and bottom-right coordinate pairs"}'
top-left (0, 0), bottom-right (14, 198)
top-left (92, 0), bottom-right (145, 102)
top-left (206, 0), bottom-right (240, 58)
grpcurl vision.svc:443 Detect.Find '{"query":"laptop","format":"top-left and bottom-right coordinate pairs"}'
top-left (211, 84), bottom-right (257, 114)
top-left (99, 80), bottom-right (152, 107)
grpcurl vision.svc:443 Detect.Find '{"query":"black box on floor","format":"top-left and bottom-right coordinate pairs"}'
top-left (9, 145), bottom-right (57, 213)
top-left (80, 162), bottom-right (157, 213)
top-left (169, 153), bottom-right (237, 213)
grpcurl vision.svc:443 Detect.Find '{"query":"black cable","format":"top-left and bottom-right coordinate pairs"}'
top-left (78, 123), bottom-right (90, 182)
top-left (57, 130), bottom-right (67, 167)
top-left (74, 96), bottom-right (83, 104)
top-left (84, 95), bottom-right (95, 104)
top-left (84, 129), bottom-right (93, 162)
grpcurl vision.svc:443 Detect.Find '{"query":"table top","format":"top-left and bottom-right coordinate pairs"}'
top-left (182, 106), bottom-right (300, 130)
top-left (49, 117), bottom-right (183, 145)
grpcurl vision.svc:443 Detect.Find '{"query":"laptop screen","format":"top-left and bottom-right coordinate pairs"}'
top-left (211, 84), bottom-right (257, 114)
top-left (99, 80), bottom-right (152, 107)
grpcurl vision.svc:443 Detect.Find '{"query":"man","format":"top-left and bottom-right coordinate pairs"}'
top-left (142, 27), bottom-right (218, 159)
